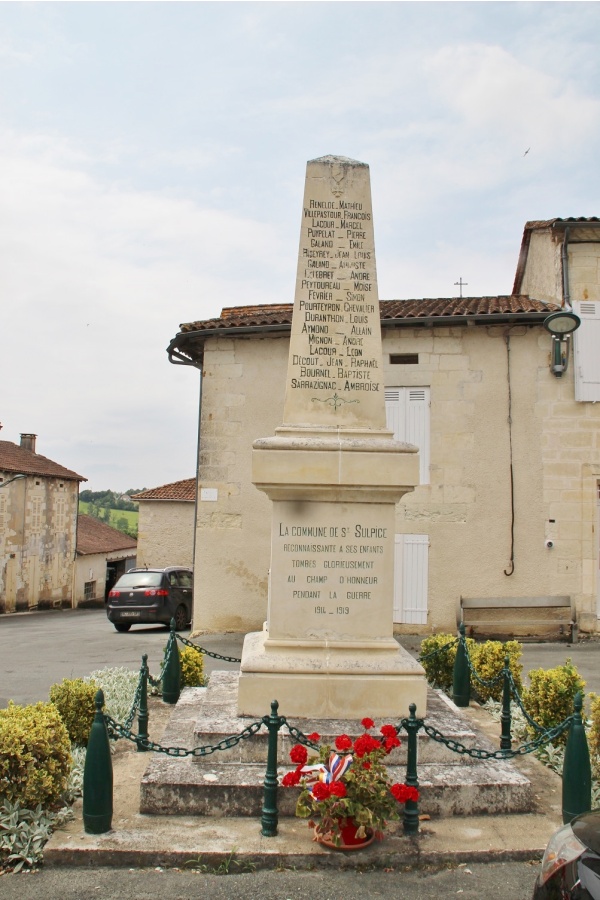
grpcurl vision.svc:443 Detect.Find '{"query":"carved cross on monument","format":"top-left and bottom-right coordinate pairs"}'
top-left (237, 156), bottom-right (427, 719)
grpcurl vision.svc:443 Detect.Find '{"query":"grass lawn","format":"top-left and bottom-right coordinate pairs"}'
top-left (79, 501), bottom-right (138, 532)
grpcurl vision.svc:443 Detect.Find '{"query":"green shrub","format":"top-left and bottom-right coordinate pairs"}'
top-left (419, 633), bottom-right (460, 692)
top-left (469, 640), bottom-right (523, 703)
top-left (588, 693), bottom-right (600, 778)
top-left (179, 646), bottom-right (205, 687)
top-left (523, 659), bottom-right (585, 745)
top-left (49, 678), bottom-right (98, 746)
top-left (0, 702), bottom-right (71, 809)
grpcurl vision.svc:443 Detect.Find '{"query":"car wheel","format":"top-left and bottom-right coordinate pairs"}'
top-left (114, 623), bottom-right (131, 633)
top-left (174, 605), bottom-right (188, 632)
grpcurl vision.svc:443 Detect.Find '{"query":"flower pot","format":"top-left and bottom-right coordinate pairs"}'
top-left (314, 819), bottom-right (376, 851)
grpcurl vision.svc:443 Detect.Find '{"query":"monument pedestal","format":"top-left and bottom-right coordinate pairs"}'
top-left (237, 433), bottom-right (427, 719)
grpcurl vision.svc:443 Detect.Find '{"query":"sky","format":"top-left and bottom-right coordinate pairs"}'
top-left (1, 1), bottom-right (599, 492)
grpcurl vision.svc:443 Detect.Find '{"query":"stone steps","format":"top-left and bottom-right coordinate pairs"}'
top-left (139, 674), bottom-right (533, 819)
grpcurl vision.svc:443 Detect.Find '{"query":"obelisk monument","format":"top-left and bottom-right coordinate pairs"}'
top-left (237, 155), bottom-right (427, 718)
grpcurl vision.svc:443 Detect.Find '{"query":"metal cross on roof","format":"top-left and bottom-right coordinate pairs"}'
top-left (454, 277), bottom-right (468, 298)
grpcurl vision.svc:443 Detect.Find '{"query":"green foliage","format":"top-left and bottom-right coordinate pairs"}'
top-left (419, 634), bottom-right (522, 703)
top-left (78, 500), bottom-right (138, 537)
top-left (0, 702), bottom-right (71, 809)
top-left (419, 633), bottom-right (461, 692)
top-left (523, 659), bottom-right (585, 745)
top-left (587, 692), bottom-right (600, 778)
top-left (86, 667), bottom-right (140, 724)
top-left (179, 646), bottom-right (205, 687)
top-left (0, 800), bottom-right (73, 872)
top-left (469, 640), bottom-right (523, 703)
top-left (49, 678), bottom-right (98, 747)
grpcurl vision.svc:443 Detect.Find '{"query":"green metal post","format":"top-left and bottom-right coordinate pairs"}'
top-left (403, 703), bottom-right (421, 836)
top-left (500, 655), bottom-right (512, 751)
top-left (261, 700), bottom-right (282, 837)
top-left (83, 689), bottom-right (113, 834)
top-left (452, 623), bottom-right (471, 708)
top-left (162, 619), bottom-right (181, 705)
top-left (137, 653), bottom-right (149, 751)
top-left (562, 691), bottom-right (592, 824)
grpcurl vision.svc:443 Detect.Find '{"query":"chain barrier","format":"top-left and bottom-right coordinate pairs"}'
top-left (505, 668), bottom-right (546, 733)
top-left (122, 667), bottom-right (146, 732)
top-left (175, 633), bottom-right (241, 664)
top-left (105, 714), bottom-right (265, 757)
top-left (419, 715), bottom-right (573, 759)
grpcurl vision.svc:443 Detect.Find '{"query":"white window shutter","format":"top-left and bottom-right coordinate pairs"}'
top-left (394, 533), bottom-right (429, 625)
top-left (385, 387), bottom-right (430, 484)
top-left (574, 301), bottom-right (600, 401)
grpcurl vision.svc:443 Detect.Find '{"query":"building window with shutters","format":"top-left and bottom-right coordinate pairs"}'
top-left (574, 300), bottom-right (600, 401)
top-left (384, 387), bottom-right (430, 484)
top-left (31, 497), bottom-right (42, 531)
top-left (84, 581), bottom-right (97, 601)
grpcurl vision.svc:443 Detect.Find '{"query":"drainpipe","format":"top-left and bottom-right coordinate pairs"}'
top-left (562, 226), bottom-right (572, 310)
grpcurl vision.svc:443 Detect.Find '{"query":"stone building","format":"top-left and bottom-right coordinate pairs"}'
top-left (74, 514), bottom-right (137, 605)
top-left (167, 217), bottom-right (600, 637)
top-left (0, 433), bottom-right (85, 612)
top-left (133, 478), bottom-right (195, 569)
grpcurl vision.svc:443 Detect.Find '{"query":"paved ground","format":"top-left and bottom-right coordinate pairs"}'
top-left (0, 860), bottom-right (542, 899)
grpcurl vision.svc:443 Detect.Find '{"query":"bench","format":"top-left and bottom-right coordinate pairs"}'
top-left (457, 595), bottom-right (577, 643)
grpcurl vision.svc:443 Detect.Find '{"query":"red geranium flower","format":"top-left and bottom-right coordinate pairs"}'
top-left (307, 732), bottom-right (320, 742)
top-left (380, 724), bottom-right (397, 738)
top-left (311, 782), bottom-right (331, 801)
top-left (390, 783), bottom-right (420, 803)
top-left (281, 770), bottom-right (302, 787)
top-left (384, 735), bottom-right (401, 753)
top-left (354, 733), bottom-right (381, 758)
top-left (362, 761), bottom-right (371, 770)
top-left (361, 717), bottom-right (375, 730)
top-left (290, 744), bottom-right (308, 766)
top-left (335, 734), bottom-right (353, 751)
top-left (329, 781), bottom-right (347, 798)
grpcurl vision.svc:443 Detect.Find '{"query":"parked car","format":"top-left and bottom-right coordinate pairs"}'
top-left (533, 809), bottom-right (600, 898)
top-left (106, 567), bottom-right (193, 632)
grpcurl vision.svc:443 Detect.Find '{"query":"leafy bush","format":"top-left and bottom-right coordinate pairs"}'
top-left (469, 640), bottom-right (523, 703)
top-left (587, 692), bottom-right (600, 778)
top-left (179, 646), bottom-right (205, 687)
top-left (419, 634), bottom-right (521, 702)
top-left (523, 659), bottom-right (585, 745)
top-left (86, 667), bottom-right (140, 723)
top-left (0, 800), bottom-right (73, 872)
top-left (419, 633), bottom-right (461, 692)
top-left (0, 702), bottom-right (71, 809)
top-left (49, 678), bottom-right (98, 746)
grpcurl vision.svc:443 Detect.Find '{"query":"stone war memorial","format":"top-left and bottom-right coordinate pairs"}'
top-left (238, 155), bottom-right (427, 719)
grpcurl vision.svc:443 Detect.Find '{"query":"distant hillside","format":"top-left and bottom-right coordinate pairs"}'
top-left (78, 501), bottom-right (138, 539)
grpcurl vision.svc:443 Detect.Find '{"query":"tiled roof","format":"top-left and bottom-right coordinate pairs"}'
top-left (132, 478), bottom-right (196, 501)
top-left (0, 440), bottom-right (86, 482)
top-left (178, 296), bottom-right (557, 335)
top-left (76, 514), bottom-right (137, 555)
top-left (513, 218), bottom-right (600, 293)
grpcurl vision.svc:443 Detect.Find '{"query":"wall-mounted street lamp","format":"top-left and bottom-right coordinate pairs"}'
top-left (0, 473), bottom-right (26, 489)
top-left (543, 311), bottom-right (581, 377)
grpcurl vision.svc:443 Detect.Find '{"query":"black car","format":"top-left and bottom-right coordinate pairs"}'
top-left (533, 810), bottom-right (600, 898)
top-left (106, 567), bottom-right (193, 632)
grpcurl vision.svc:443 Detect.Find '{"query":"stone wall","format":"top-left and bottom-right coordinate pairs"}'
top-left (136, 500), bottom-right (195, 569)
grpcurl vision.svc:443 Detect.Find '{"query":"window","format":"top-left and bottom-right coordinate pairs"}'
top-left (31, 497), bottom-right (42, 531)
top-left (54, 497), bottom-right (66, 532)
top-left (574, 301), bottom-right (600, 401)
top-left (393, 533), bottom-right (429, 624)
top-left (385, 387), bottom-right (430, 484)
top-left (84, 581), bottom-right (97, 601)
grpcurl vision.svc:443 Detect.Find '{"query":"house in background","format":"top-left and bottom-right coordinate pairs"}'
top-left (166, 217), bottom-right (600, 638)
top-left (74, 514), bottom-right (137, 606)
top-left (0, 432), bottom-right (86, 613)
top-left (133, 478), bottom-right (195, 569)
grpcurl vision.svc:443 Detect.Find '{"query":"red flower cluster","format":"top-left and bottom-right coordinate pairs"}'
top-left (334, 734), bottom-right (352, 752)
top-left (281, 769), bottom-right (302, 787)
top-left (311, 781), bottom-right (347, 801)
top-left (353, 733), bottom-right (382, 758)
top-left (361, 717), bottom-right (375, 729)
top-left (390, 783), bottom-right (420, 803)
top-left (290, 744), bottom-right (308, 766)
top-left (307, 732), bottom-right (320, 742)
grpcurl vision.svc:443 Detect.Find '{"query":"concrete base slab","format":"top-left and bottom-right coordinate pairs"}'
top-left (237, 629), bottom-right (428, 718)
